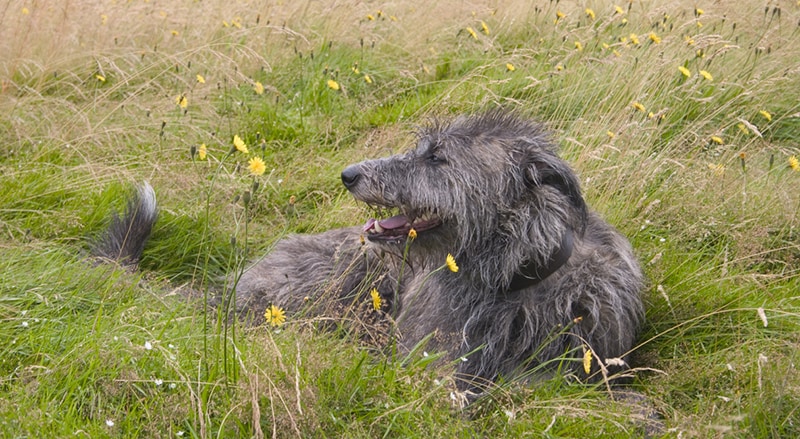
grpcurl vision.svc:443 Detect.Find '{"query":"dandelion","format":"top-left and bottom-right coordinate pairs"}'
top-left (170, 30), bottom-right (179, 36)
top-left (789, 155), bottom-right (800, 171)
top-left (555, 63), bottom-right (564, 71)
top-left (695, 7), bottom-right (704, 17)
top-left (95, 74), bottom-right (106, 82)
top-left (759, 110), bottom-right (772, 122)
top-left (480, 20), bottom-right (490, 35)
top-left (585, 8), bottom-right (595, 20)
top-left (614, 5), bottom-right (625, 15)
top-left (22, 7), bottom-right (29, 14)
top-left (253, 81), bottom-right (264, 95)
top-left (685, 36), bottom-right (695, 46)
top-left (629, 33), bottom-right (640, 46)
top-left (710, 135), bottom-right (724, 145)
top-left (632, 101), bottom-right (646, 112)
top-left (264, 304), bottom-right (286, 327)
top-left (583, 348), bottom-right (593, 374)
top-left (366, 14), bottom-right (375, 20)
top-left (175, 95), bottom-right (188, 109)
top-left (370, 288), bottom-right (382, 311)
top-left (196, 74), bottom-right (205, 84)
top-left (233, 135), bottom-right (249, 154)
top-left (446, 253), bottom-right (459, 273)
top-left (555, 10), bottom-right (565, 23)
top-left (648, 32), bottom-right (661, 44)
top-left (506, 63), bottom-right (515, 72)
top-left (574, 41), bottom-right (583, 51)
top-left (408, 228), bottom-right (417, 240)
top-left (606, 131), bottom-right (615, 139)
top-left (248, 157), bottom-right (266, 176)
top-left (326, 79), bottom-right (340, 91)
top-left (678, 66), bottom-right (691, 78)
top-left (708, 163), bottom-right (725, 177)
top-left (699, 70), bottom-right (713, 81)
top-left (198, 143), bottom-right (207, 160)
top-left (364, 74), bottom-right (373, 84)
top-left (466, 26), bottom-right (478, 40)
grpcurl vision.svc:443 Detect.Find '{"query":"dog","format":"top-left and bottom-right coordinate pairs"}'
top-left (96, 111), bottom-right (645, 390)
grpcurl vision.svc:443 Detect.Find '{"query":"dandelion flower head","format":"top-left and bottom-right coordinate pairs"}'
top-left (327, 79), bottom-right (340, 91)
top-left (254, 81), bottom-right (264, 95)
top-left (233, 135), bottom-right (249, 154)
top-left (248, 156), bottom-right (266, 176)
top-left (583, 348), bottom-right (593, 374)
top-left (264, 304), bottom-right (286, 327)
top-left (789, 155), bottom-right (800, 172)
top-left (370, 288), bottom-right (382, 311)
top-left (446, 253), bottom-right (459, 273)
top-left (699, 70), bottom-right (713, 81)
top-left (759, 110), bottom-right (772, 122)
top-left (198, 143), bottom-right (207, 160)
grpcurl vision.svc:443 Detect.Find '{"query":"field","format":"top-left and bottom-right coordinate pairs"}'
top-left (1, 0), bottom-right (799, 437)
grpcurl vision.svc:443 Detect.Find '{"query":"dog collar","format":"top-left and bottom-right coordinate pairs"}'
top-left (508, 229), bottom-right (574, 292)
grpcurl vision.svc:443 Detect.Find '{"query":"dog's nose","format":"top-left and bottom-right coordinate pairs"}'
top-left (341, 165), bottom-right (362, 190)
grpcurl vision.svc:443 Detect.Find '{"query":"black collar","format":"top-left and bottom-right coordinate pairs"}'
top-left (507, 230), bottom-right (574, 292)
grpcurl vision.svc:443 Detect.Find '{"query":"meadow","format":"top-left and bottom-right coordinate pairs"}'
top-left (1, 0), bottom-right (799, 437)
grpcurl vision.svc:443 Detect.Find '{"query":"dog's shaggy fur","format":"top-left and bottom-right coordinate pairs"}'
top-left (98, 111), bottom-right (644, 389)
top-left (237, 111), bottom-right (644, 387)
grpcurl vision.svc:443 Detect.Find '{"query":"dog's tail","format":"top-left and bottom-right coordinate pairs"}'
top-left (91, 182), bottom-right (158, 266)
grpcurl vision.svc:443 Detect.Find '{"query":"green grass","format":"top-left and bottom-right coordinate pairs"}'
top-left (2, 1), bottom-right (800, 437)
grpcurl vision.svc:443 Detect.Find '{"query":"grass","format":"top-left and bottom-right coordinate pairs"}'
top-left (2, 0), bottom-right (799, 437)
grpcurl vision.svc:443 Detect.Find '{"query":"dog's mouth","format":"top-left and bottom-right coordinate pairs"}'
top-left (363, 210), bottom-right (442, 243)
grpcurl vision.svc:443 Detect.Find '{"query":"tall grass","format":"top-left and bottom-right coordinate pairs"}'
top-left (1, 0), bottom-right (799, 437)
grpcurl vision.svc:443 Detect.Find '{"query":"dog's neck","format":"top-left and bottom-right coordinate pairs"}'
top-left (507, 229), bottom-right (574, 292)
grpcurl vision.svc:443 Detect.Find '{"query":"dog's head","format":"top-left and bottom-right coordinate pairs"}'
top-left (342, 111), bottom-right (587, 280)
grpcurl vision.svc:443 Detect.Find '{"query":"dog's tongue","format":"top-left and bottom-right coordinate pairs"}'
top-left (363, 215), bottom-right (408, 232)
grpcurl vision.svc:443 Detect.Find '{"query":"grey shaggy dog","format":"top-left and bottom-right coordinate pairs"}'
top-left (97, 111), bottom-right (645, 390)
top-left (236, 111), bottom-right (645, 388)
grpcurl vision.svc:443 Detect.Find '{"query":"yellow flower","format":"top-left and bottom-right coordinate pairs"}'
top-left (710, 135), bottom-right (724, 145)
top-left (264, 304), bottom-right (286, 327)
top-left (759, 110), bottom-right (772, 122)
top-left (248, 156), bottom-right (266, 176)
top-left (480, 20), bottom-right (489, 35)
top-left (506, 63), bottom-right (515, 72)
top-left (685, 36), bottom-right (695, 46)
top-left (95, 74), bottom-right (106, 82)
top-left (583, 348), bottom-right (593, 374)
top-left (648, 32), bottom-right (661, 44)
top-left (632, 101), bottom-right (646, 112)
top-left (699, 70), bottom-right (713, 81)
top-left (555, 63), bottom-right (564, 71)
top-left (364, 74), bottom-right (372, 84)
top-left (366, 14), bottom-right (375, 20)
top-left (327, 79), bottom-right (340, 91)
top-left (554, 10), bottom-right (565, 23)
top-left (198, 143), bottom-right (207, 160)
top-left (175, 95), bottom-right (188, 109)
top-left (446, 253), bottom-right (459, 273)
top-left (408, 228), bottom-right (417, 240)
top-left (196, 74), bottom-right (205, 84)
top-left (585, 8), bottom-right (595, 20)
top-left (466, 26), bottom-right (478, 40)
top-left (708, 163), bottom-right (725, 177)
top-left (171, 30), bottom-right (179, 36)
top-left (629, 33), bottom-right (640, 46)
top-left (695, 7), bottom-right (704, 17)
top-left (574, 41), bottom-right (583, 52)
top-left (678, 66), bottom-right (691, 78)
top-left (222, 20), bottom-right (229, 27)
top-left (370, 288), bottom-right (382, 311)
top-left (606, 131), bottom-right (615, 139)
top-left (789, 156), bottom-right (800, 171)
top-left (614, 5), bottom-right (625, 15)
top-left (233, 135), bottom-right (249, 154)
top-left (253, 81), bottom-right (264, 95)
top-left (22, 7), bottom-right (29, 15)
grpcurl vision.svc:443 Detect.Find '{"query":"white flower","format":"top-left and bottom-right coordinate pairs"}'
top-left (144, 341), bottom-right (153, 350)
top-left (106, 419), bottom-right (115, 427)
top-left (154, 379), bottom-right (163, 386)
top-left (21, 321), bottom-right (29, 327)
top-left (169, 383), bottom-right (177, 389)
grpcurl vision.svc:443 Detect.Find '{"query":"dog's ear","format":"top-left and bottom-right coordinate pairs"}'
top-left (524, 154), bottom-right (587, 217)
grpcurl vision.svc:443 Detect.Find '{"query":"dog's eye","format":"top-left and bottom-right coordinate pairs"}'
top-left (427, 151), bottom-right (446, 165)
